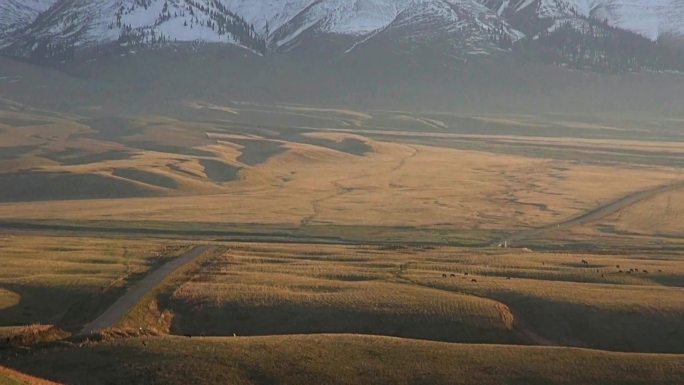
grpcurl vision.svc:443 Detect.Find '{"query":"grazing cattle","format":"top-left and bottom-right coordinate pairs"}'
top-left (185, 334), bottom-right (192, 338)
top-left (450, 274), bottom-right (456, 277)
top-left (464, 272), bottom-right (469, 276)
top-left (658, 269), bottom-right (663, 273)
top-left (618, 270), bottom-right (623, 273)
top-left (442, 273), bottom-right (448, 278)
top-left (616, 265), bottom-right (621, 269)
top-left (581, 260), bottom-right (589, 266)
top-left (643, 270), bottom-right (648, 274)
top-left (471, 279), bottom-right (478, 283)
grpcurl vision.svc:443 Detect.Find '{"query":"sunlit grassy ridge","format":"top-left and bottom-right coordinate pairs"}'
top-left (7, 335), bottom-right (684, 385)
top-left (131, 243), bottom-right (684, 352)
top-left (0, 235), bottom-right (186, 331)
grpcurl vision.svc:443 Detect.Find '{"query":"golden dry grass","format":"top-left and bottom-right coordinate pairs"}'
top-left (0, 136), bottom-right (678, 233)
top-left (0, 324), bottom-right (56, 339)
top-left (401, 250), bottom-right (684, 352)
top-left (0, 235), bottom-right (187, 330)
top-left (0, 324), bottom-right (69, 347)
top-left (165, 243), bottom-right (515, 342)
top-left (531, 184), bottom-right (684, 249)
top-left (138, 243), bottom-right (684, 352)
top-left (0, 235), bottom-right (180, 291)
top-left (6, 334), bottom-right (684, 385)
top-left (0, 289), bottom-right (19, 311)
top-left (594, 188), bottom-right (684, 237)
top-left (1, 107), bottom-right (682, 238)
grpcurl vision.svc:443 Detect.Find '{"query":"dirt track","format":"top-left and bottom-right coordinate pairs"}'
top-left (79, 245), bottom-right (210, 335)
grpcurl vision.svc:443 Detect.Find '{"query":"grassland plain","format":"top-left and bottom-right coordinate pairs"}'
top-left (589, 188), bottom-right (684, 239)
top-left (2, 99), bottom-right (684, 384)
top-left (97, 243), bottom-right (684, 353)
top-left (519, 205), bottom-right (684, 252)
top-left (0, 234), bottom-right (189, 332)
top-left (5, 335), bottom-right (684, 385)
top-left (3, 239), bottom-right (684, 382)
top-left (1, 102), bottom-right (684, 246)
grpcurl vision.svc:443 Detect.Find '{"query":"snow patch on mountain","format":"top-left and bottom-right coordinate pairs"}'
top-left (271, 0), bottom-right (521, 51)
top-left (3, 0), bottom-right (267, 55)
top-left (481, 0), bottom-right (684, 40)
top-left (0, 0), bottom-right (58, 38)
top-left (590, 0), bottom-right (684, 40)
top-left (219, 0), bottom-right (314, 36)
top-left (2, 0), bottom-right (682, 60)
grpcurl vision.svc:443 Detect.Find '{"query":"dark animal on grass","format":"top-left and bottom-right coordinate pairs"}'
top-left (464, 272), bottom-right (469, 276)
top-left (450, 274), bottom-right (456, 277)
top-left (581, 260), bottom-right (589, 266)
top-left (471, 279), bottom-right (478, 283)
top-left (442, 274), bottom-right (447, 278)
top-left (616, 265), bottom-right (620, 269)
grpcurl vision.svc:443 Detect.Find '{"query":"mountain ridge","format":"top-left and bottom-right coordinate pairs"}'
top-left (0, 0), bottom-right (682, 73)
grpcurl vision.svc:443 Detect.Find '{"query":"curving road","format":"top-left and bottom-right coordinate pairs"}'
top-left (500, 180), bottom-right (684, 246)
top-left (79, 245), bottom-right (211, 335)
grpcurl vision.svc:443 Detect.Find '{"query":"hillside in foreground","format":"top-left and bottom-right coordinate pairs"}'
top-left (5, 334), bottom-right (684, 385)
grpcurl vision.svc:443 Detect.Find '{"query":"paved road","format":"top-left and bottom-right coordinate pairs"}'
top-left (79, 245), bottom-right (211, 335)
top-left (500, 180), bottom-right (684, 246)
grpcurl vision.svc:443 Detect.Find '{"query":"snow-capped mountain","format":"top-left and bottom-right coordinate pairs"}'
top-left (0, 0), bottom-right (520, 55)
top-left (0, 0), bottom-right (682, 72)
top-left (0, 0), bottom-right (57, 38)
top-left (269, 0), bottom-right (519, 51)
top-left (1, 0), bottom-right (266, 54)
top-left (481, 0), bottom-right (684, 39)
top-left (272, 0), bottom-right (415, 45)
top-left (218, 0), bottom-right (314, 37)
top-left (591, 0), bottom-right (684, 39)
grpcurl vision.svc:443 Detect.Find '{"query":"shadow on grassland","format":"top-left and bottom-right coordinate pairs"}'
top-left (0, 172), bottom-right (158, 202)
